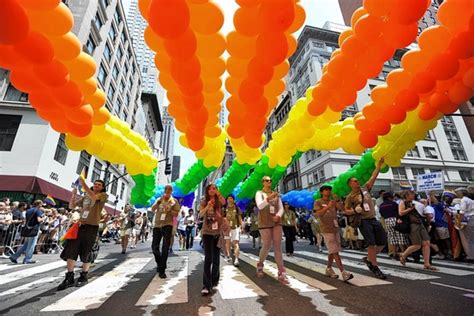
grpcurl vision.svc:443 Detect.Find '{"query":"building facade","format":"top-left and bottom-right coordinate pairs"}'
top-left (171, 155), bottom-right (181, 182)
top-left (272, 24), bottom-right (473, 196)
top-left (158, 106), bottom-right (175, 163)
top-left (0, 0), bottom-right (153, 212)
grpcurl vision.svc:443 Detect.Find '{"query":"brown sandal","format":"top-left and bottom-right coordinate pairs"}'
top-left (424, 265), bottom-right (438, 271)
top-left (399, 256), bottom-right (406, 266)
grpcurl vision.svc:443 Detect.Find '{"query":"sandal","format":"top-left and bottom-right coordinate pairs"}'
top-left (424, 265), bottom-right (438, 271)
top-left (399, 255), bottom-right (406, 266)
top-left (256, 262), bottom-right (264, 277)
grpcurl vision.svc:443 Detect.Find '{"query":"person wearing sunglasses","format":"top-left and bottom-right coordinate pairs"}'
top-left (254, 176), bottom-right (288, 284)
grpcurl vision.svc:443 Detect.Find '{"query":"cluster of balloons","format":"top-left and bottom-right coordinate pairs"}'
top-left (173, 159), bottom-right (217, 197)
top-left (0, 0), bottom-right (111, 137)
top-left (355, 0), bottom-right (474, 148)
top-left (281, 190), bottom-right (314, 210)
top-left (225, 0), bottom-right (305, 159)
top-left (141, 0), bottom-right (226, 155)
top-left (130, 169), bottom-right (157, 206)
top-left (308, 0), bottom-right (429, 119)
top-left (216, 160), bottom-right (252, 198)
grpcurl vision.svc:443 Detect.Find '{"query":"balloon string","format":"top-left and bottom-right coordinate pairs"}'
top-left (379, 121), bottom-right (412, 159)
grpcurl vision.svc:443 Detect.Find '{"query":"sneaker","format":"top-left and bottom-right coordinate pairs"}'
top-left (201, 288), bottom-right (209, 296)
top-left (76, 271), bottom-right (89, 287)
top-left (24, 260), bottom-right (37, 264)
top-left (362, 256), bottom-right (374, 272)
top-left (319, 248), bottom-right (323, 253)
top-left (57, 272), bottom-right (75, 291)
top-left (256, 262), bottom-right (264, 277)
top-left (121, 250), bottom-right (126, 254)
top-left (234, 258), bottom-right (239, 267)
top-left (212, 282), bottom-right (219, 289)
top-left (278, 272), bottom-right (290, 285)
top-left (225, 256), bottom-right (231, 263)
top-left (159, 272), bottom-right (167, 279)
top-left (9, 256), bottom-right (18, 264)
top-left (325, 267), bottom-right (339, 279)
top-left (372, 266), bottom-right (387, 280)
top-left (342, 270), bottom-right (354, 282)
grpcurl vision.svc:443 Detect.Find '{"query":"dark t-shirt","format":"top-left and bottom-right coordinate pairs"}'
top-left (25, 208), bottom-right (43, 226)
top-left (379, 201), bottom-right (399, 219)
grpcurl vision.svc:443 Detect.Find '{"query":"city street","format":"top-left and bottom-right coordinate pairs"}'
top-left (0, 236), bottom-right (473, 316)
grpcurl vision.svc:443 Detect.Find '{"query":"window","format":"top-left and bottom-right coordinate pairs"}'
top-left (305, 150), bottom-right (321, 163)
top-left (100, 0), bottom-right (109, 7)
top-left (411, 167), bottom-right (425, 178)
top-left (85, 35), bottom-right (96, 55)
top-left (430, 169), bottom-right (442, 174)
top-left (76, 150), bottom-right (91, 175)
top-left (111, 176), bottom-right (118, 195)
top-left (452, 148), bottom-right (467, 161)
top-left (406, 146), bottom-right (420, 158)
top-left (392, 167), bottom-right (407, 180)
top-left (109, 25), bottom-right (117, 42)
top-left (92, 160), bottom-right (102, 182)
top-left (4, 83), bottom-right (28, 102)
top-left (54, 134), bottom-right (68, 165)
top-left (0, 114), bottom-right (21, 151)
top-left (423, 147), bottom-right (438, 159)
top-left (120, 183), bottom-right (125, 199)
top-left (341, 103), bottom-right (358, 120)
top-left (98, 63), bottom-right (107, 86)
top-left (107, 84), bottom-right (115, 101)
top-left (114, 9), bottom-right (122, 25)
top-left (94, 13), bottom-right (103, 30)
top-left (307, 174), bottom-right (313, 185)
top-left (104, 43), bottom-right (112, 62)
top-left (120, 80), bottom-right (125, 93)
top-left (313, 168), bottom-right (325, 184)
top-left (117, 46), bottom-right (123, 61)
top-left (459, 170), bottom-right (473, 182)
top-left (112, 64), bottom-right (119, 80)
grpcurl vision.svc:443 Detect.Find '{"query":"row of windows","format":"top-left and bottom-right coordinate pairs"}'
top-left (392, 166), bottom-right (473, 182)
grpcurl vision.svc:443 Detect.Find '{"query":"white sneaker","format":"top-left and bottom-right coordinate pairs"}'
top-left (325, 267), bottom-right (339, 279)
top-left (0, 254), bottom-right (9, 259)
top-left (342, 270), bottom-right (354, 282)
top-left (234, 258), bottom-right (239, 267)
top-left (201, 288), bottom-right (209, 295)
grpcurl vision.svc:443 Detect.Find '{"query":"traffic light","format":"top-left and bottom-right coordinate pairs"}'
top-left (165, 163), bottom-right (172, 175)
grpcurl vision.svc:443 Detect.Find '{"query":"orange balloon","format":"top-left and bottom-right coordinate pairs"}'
top-left (49, 33), bottom-right (81, 61)
top-left (196, 33), bottom-right (225, 58)
top-left (227, 124), bottom-right (245, 139)
top-left (181, 78), bottom-right (203, 95)
top-left (354, 116), bottom-right (373, 132)
top-left (148, 0), bottom-right (190, 39)
top-left (168, 102), bottom-right (186, 118)
top-left (33, 59), bottom-right (70, 87)
top-left (437, 0), bottom-right (473, 33)
top-left (244, 97), bottom-right (268, 117)
top-left (18, 0), bottom-right (60, 10)
top-left (382, 20), bottom-right (418, 49)
top-left (204, 91), bottom-right (224, 105)
top-left (256, 32), bottom-right (288, 66)
top-left (204, 125), bottom-right (221, 138)
top-left (371, 119), bottom-right (391, 136)
top-left (447, 82), bottom-right (471, 104)
top-left (288, 4), bottom-right (306, 34)
top-left (234, 6), bottom-right (260, 36)
top-left (239, 79), bottom-right (264, 103)
top-left (385, 107), bottom-right (407, 124)
top-left (65, 104), bottom-right (94, 124)
top-left (307, 100), bottom-right (327, 117)
top-left (200, 56), bottom-right (226, 77)
top-left (274, 61), bottom-right (289, 79)
top-left (244, 132), bottom-right (263, 149)
top-left (386, 68), bottom-right (412, 91)
top-left (359, 131), bottom-right (378, 148)
top-left (227, 57), bottom-right (248, 78)
top-left (410, 72), bottom-right (436, 94)
top-left (286, 34), bottom-right (297, 57)
top-left (164, 28), bottom-right (197, 60)
top-left (13, 32), bottom-right (54, 64)
top-left (363, 0), bottom-right (391, 18)
top-left (394, 89), bottom-right (419, 112)
top-left (85, 88), bottom-right (106, 109)
top-left (50, 119), bottom-right (71, 133)
top-left (67, 121), bottom-right (93, 137)
top-left (138, 0), bottom-right (152, 20)
top-left (63, 52), bottom-right (97, 80)
top-left (154, 51), bottom-right (171, 73)
top-left (428, 52), bottom-right (460, 81)
top-left (226, 31), bottom-right (256, 59)
top-left (463, 67), bottom-right (474, 88)
top-left (54, 81), bottom-right (84, 109)
top-left (390, 0), bottom-right (430, 25)
top-left (350, 7), bottom-right (368, 27)
top-left (28, 90), bottom-right (57, 110)
top-left (225, 77), bottom-right (240, 95)
top-left (175, 119), bottom-right (188, 133)
top-left (27, 3), bottom-right (73, 36)
top-left (354, 14), bottom-right (383, 43)
top-left (370, 85), bottom-right (397, 106)
top-left (362, 103), bottom-right (381, 121)
top-left (36, 106), bottom-right (63, 122)
top-left (92, 106), bottom-right (111, 125)
top-left (170, 56), bottom-right (200, 86)
top-left (144, 26), bottom-right (165, 51)
top-left (0, 0), bottom-right (30, 45)
top-left (340, 35), bottom-right (365, 58)
top-left (418, 25), bottom-right (450, 55)
top-left (182, 93), bottom-right (204, 108)
top-left (418, 103), bottom-right (439, 120)
top-left (264, 79), bottom-right (286, 98)
top-left (158, 72), bottom-right (178, 91)
top-left (0, 45), bottom-right (21, 69)
top-left (226, 96), bottom-right (245, 115)
top-left (167, 91), bottom-right (183, 104)
top-left (258, 1), bottom-right (295, 33)
top-left (9, 68), bottom-right (45, 92)
top-left (76, 77), bottom-right (98, 97)
top-left (247, 57), bottom-right (274, 85)
top-left (448, 30), bottom-right (474, 60)
top-left (401, 49), bottom-right (430, 75)
top-left (189, 1), bottom-right (224, 34)
top-left (338, 29), bottom-right (353, 47)
top-left (202, 77), bottom-right (221, 93)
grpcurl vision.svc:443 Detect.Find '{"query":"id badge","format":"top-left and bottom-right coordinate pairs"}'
top-left (81, 211), bottom-right (89, 219)
top-left (333, 219), bottom-right (339, 228)
top-left (322, 204), bottom-right (327, 207)
top-left (363, 203), bottom-right (371, 212)
top-left (270, 206), bottom-right (275, 214)
top-left (212, 221), bottom-right (218, 230)
top-left (160, 213), bottom-right (166, 221)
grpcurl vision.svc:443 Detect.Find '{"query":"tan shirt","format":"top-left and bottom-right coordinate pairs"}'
top-left (255, 190), bottom-right (284, 229)
top-left (314, 199), bottom-right (339, 233)
top-left (201, 204), bottom-right (222, 236)
top-left (153, 196), bottom-right (180, 228)
top-left (281, 210), bottom-right (297, 227)
top-left (77, 192), bottom-right (108, 226)
top-left (344, 186), bottom-right (376, 220)
top-left (225, 206), bottom-right (242, 229)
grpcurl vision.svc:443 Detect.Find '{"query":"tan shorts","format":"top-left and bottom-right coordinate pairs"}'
top-left (435, 227), bottom-right (450, 240)
top-left (322, 232), bottom-right (341, 254)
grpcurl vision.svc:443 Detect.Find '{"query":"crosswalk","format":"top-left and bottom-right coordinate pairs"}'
top-left (0, 246), bottom-right (473, 314)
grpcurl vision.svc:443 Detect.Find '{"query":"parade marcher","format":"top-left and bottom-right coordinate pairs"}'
top-left (249, 207), bottom-right (260, 249)
top-left (178, 210), bottom-right (187, 251)
top-left (225, 195), bottom-right (243, 266)
top-left (398, 190), bottom-right (438, 271)
top-left (9, 200), bottom-right (44, 264)
top-left (0, 201), bottom-right (12, 258)
top-left (455, 188), bottom-right (474, 261)
top-left (308, 213), bottom-right (324, 252)
top-left (185, 209), bottom-right (196, 249)
top-left (132, 212), bottom-right (143, 249)
top-left (151, 185), bottom-right (180, 279)
top-left (199, 183), bottom-right (225, 295)
top-left (119, 205), bottom-right (135, 254)
top-left (379, 192), bottom-right (409, 260)
top-left (345, 158), bottom-right (387, 279)
top-left (57, 178), bottom-right (108, 290)
top-left (315, 185), bottom-right (354, 281)
top-left (282, 202), bottom-right (297, 256)
top-left (255, 176), bottom-right (289, 284)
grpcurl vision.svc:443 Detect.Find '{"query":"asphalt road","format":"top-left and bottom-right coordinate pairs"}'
top-left (0, 235), bottom-right (473, 315)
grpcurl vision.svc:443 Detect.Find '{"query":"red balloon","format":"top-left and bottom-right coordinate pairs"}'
top-left (148, 0), bottom-right (189, 39)
top-left (227, 123), bottom-right (245, 139)
top-left (359, 131), bottom-right (378, 148)
top-left (362, 103), bottom-right (381, 121)
top-left (65, 104), bottom-right (94, 124)
top-left (372, 119), bottom-right (391, 135)
top-left (68, 121), bottom-right (93, 138)
top-left (448, 30), bottom-right (474, 59)
top-left (0, 0), bottom-right (30, 45)
top-left (386, 108), bottom-right (407, 124)
top-left (256, 32), bottom-right (288, 66)
top-left (411, 72), bottom-right (436, 94)
top-left (363, 0), bottom-right (391, 18)
top-left (53, 81), bottom-right (84, 109)
top-left (181, 79), bottom-right (203, 96)
top-left (447, 82), bottom-right (472, 105)
top-left (9, 68), bottom-right (45, 92)
top-left (307, 101), bottom-right (327, 117)
top-left (13, 32), bottom-right (54, 64)
top-left (244, 132), bottom-right (263, 149)
top-left (164, 29), bottom-right (197, 60)
top-left (234, 6), bottom-right (260, 36)
top-left (428, 52), bottom-right (460, 81)
top-left (394, 89), bottom-right (419, 112)
top-left (418, 103), bottom-right (438, 120)
top-left (354, 116), bottom-right (373, 132)
top-left (257, 0), bottom-right (295, 33)
top-left (247, 58), bottom-right (274, 85)
top-left (389, 0), bottom-right (430, 25)
top-left (239, 79), bottom-right (263, 104)
top-left (33, 59), bottom-right (69, 87)
top-left (170, 56), bottom-right (200, 86)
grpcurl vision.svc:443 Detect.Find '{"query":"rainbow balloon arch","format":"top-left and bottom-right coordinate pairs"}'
top-left (1, 0), bottom-right (472, 210)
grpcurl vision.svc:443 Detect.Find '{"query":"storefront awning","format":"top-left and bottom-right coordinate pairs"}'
top-left (0, 175), bottom-right (72, 202)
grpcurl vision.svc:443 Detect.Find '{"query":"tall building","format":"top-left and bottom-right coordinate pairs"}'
top-left (271, 25), bottom-right (473, 195)
top-left (0, 0), bottom-right (149, 212)
top-left (338, 0), bottom-right (362, 26)
top-left (171, 156), bottom-right (181, 182)
top-left (126, 0), bottom-right (165, 105)
top-left (158, 106), bottom-right (175, 162)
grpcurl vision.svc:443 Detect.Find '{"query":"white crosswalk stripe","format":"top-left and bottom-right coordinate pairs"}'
top-left (41, 257), bottom-right (152, 312)
top-left (0, 262), bottom-right (19, 272)
top-left (297, 251), bottom-right (440, 281)
top-left (0, 260), bottom-right (65, 286)
top-left (217, 264), bottom-right (268, 299)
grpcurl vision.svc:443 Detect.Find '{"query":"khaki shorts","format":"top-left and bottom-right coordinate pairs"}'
top-left (322, 232), bottom-right (341, 254)
top-left (409, 223), bottom-right (430, 245)
top-left (435, 227), bottom-right (450, 240)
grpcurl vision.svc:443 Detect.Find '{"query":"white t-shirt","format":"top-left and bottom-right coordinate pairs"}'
top-left (178, 216), bottom-right (186, 231)
top-left (460, 196), bottom-right (474, 216)
top-left (423, 205), bottom-right (435, 221)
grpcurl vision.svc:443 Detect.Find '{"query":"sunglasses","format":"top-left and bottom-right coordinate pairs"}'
top-left (263, 179), bottom-right (272, 182)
